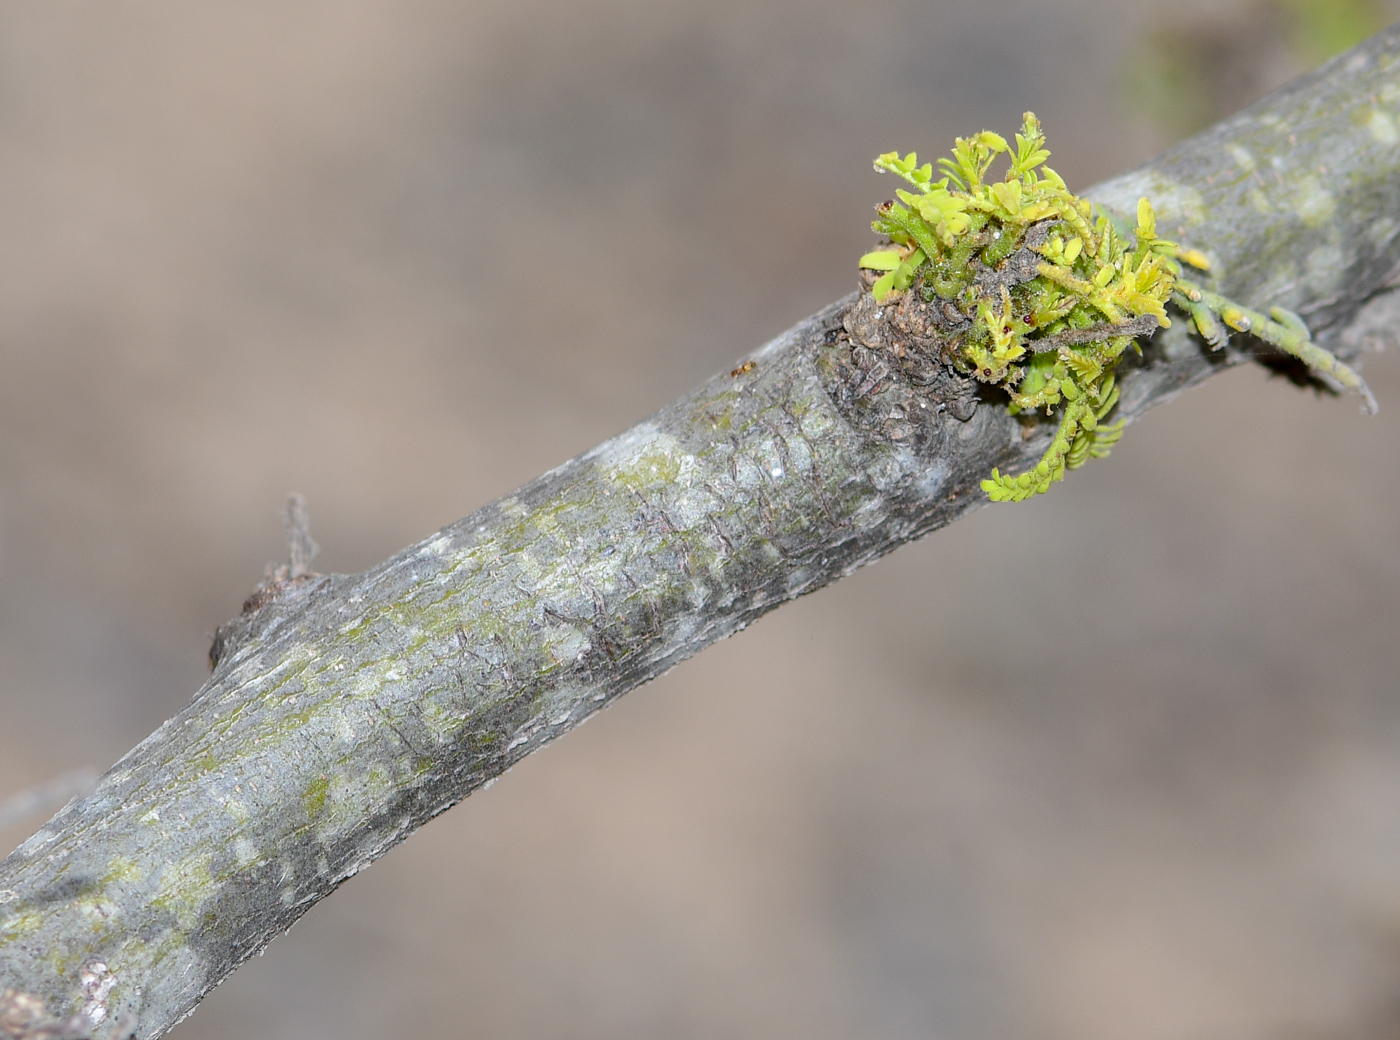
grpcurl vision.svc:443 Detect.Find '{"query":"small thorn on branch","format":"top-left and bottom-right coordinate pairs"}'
top-left (260, 493), bottom-right (321, 586)
top-left (207, 494), bottom-right (325, 671)
top-left (283, 493), bottom-right (319, 581)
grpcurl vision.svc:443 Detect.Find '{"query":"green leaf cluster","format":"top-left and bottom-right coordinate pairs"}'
top-left (858, 113), bottom-right (1374, 502)
top-left (861, 114), bottom-right (1187, 501)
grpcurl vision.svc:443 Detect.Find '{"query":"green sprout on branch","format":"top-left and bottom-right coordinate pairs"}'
top-left (859, 112), bottom-right (1376, 502)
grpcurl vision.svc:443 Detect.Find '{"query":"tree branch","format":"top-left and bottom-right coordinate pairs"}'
top-left (2, 25), bottom-right (1399, 1040)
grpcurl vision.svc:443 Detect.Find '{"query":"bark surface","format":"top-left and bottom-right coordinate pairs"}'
top-left (2, 25), bottom-right (1399, 1040)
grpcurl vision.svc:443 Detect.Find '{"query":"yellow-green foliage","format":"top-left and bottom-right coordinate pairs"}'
top-left (860, 113), bottom-right (1375, 502)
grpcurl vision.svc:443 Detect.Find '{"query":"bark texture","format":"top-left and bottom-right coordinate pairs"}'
top-left (2, 25), bottom-right (1399, 1040)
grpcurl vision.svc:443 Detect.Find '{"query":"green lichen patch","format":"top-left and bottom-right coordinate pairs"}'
top-left (607, 434), bottom-right (687, 492)
top-left (150, 854), bottom-right (214, 932)
top-left (1287, 174), bottom-right (1338, 227)
top-left (101, 856), bottom-right (143, 888)
top-left (302, 775), bottom-right (331, 820)
top-left (0, 909), bottom-right (42, 941)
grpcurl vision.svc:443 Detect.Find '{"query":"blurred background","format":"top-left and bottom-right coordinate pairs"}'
top-left (1, 2), bottom-right (1399, 1038)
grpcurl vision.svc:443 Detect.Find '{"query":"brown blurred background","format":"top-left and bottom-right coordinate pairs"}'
top-left (2, 3), bottom-right (1400, 1038)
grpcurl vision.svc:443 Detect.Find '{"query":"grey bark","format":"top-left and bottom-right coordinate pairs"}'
top-left (2, 25), bottom-right (1399, 1040)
